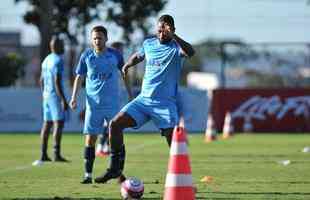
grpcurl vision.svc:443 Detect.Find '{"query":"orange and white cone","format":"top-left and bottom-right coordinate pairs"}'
top-left (222, 112), bottom-right (234, 139)
top-left (205, 115), bottom-right (217, 143)
top-left (164, 127), bottom-right (195, 200)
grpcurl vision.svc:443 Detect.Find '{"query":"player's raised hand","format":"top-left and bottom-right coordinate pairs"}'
top-left (69, 98), bottom-right (77, 110)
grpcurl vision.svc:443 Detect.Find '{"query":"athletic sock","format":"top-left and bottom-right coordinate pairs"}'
top-left (53, 144), bottom-right (60, 158)
top-left (84, 146), bottom-right (95, 175)
top-left (40, 143), bottom-right (48, 159)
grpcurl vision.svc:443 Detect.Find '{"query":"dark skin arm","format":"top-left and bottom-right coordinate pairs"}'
top-left (173, 33), bottom-right (195, 57)
top-left (121, 52), bottom-right (145, 76)
top-left (164, 23), bottom-right (195, 57)
top-left (121, 73), bottom-right (133, 101)
top-left (54, 74), bottom-right (68, 111)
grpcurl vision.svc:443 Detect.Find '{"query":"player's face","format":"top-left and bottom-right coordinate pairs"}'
top-left (157, 21), bottom-right (173, 44)
top-left (91, 31), bottom-right (107, 52)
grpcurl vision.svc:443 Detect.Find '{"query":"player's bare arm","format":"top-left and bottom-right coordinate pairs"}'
top-left (173, 34), bottom-right (195, 57)
top-left (164, 23), bottom-right (195, 57)
top-left (122, 74), bottom-right (133, 101)
top-left (55, 74), bottom-right (68, 111)
top-left (121, 52), bottom-right (144, 76)
top-left (70, 75), bottom-right (83, 110)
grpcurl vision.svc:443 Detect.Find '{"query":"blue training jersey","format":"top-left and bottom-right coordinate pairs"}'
top-left (75, 48), bottom-right (124, 110)
top-left (137, 36), bottom-right (184, 102)
top-left (41, 53), bottom-right (64, 99)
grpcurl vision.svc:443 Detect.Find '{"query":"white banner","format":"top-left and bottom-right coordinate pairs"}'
top-left (0, 87), bottom-right (208, 133)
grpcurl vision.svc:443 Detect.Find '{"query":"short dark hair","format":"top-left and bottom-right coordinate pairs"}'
top-left (91, 25), bottom-right (107, 37)
top-left (158, 14), bottom-right (175, 28)
top-left (50, 36), bottom-right (64, 53)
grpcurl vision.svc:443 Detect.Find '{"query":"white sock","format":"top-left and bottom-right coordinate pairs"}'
top-left (85, 173), bottom-right (92, 178)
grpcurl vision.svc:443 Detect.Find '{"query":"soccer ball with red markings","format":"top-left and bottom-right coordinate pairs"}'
top-left (120, 177), bottom-right (144, 200)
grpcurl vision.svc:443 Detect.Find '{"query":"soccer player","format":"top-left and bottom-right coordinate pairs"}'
top-left (69, 26), bottom-right (131, 184)
top-left (33, 37), bottom-right (68, 165)
top-left (95, 41), bottom-right (132, 158)
top-left (94, 14), bottom-right (195, 183)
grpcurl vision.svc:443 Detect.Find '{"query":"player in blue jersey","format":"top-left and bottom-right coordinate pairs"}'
top-left (95, 14), bottom-right (195, 183)
top-left (33, 37), bottom-right (68, 165)
top-left (69, 26), bottom-right (131, 184)
top-left (95, 41), bottom-right (131, 158)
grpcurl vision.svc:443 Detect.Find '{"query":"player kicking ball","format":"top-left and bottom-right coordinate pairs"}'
top-left (94, 14), bottom-right (195, 183)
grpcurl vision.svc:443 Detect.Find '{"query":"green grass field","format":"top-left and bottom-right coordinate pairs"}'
top-left (0, 133), bottom-right (310, 200)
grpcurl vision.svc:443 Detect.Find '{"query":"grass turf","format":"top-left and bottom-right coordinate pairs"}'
top-left (0, 133), bottom-right (310, 200)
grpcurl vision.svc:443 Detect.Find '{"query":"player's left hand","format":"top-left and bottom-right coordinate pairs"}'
top-left (62, 101), bottom-right (69, 111)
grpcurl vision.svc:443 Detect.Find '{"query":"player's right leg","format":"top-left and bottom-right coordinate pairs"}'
top-left (81, 107), bottom-right (103, 184)
top-left (81, 134), bottom-right (97, 184)
top-left (95, 97), bottom-right (148, 184)
top-left (39, 101), bottom-right (53, 162)
top-left (39, 121), bottom-right (53, 161)
top-left (49, 98), bottom-right (68, 162)
top-left (94, 112), bottom-right (136, 184)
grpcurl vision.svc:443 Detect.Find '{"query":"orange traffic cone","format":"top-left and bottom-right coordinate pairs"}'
top-left (205, 115), bottom-right (217, 143)
top-left (222, 112), bottom-right (234, 139)
top-left (164, 127), bottom-right (195, 200)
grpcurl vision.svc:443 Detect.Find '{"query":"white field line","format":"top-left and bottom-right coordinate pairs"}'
top-left (0, 139), bottom-right (161, 174)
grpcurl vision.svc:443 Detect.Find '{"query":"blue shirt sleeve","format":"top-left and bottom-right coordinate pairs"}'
top-left (115, 51), bottom-right (124, 71)
top-left (174, 41), bottom-right (185, 57)
top-left (54, 58), bottom-right (64, 75)
top-left (75, 51), bottom-right (87, 75)
top-left (176, 93), bottom-right (184, 116)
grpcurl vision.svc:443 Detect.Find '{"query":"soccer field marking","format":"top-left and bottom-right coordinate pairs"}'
top-left (127, 140), bottom-right (160, 152)
top-left (0, 139), bottom-right (160, 174)
top-left (0, 165), bottom-right (33, 174)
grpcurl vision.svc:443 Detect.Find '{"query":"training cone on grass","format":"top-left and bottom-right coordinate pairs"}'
top-left (222, 112), bottom-right (234, 139)
top-left (164, 126), bottom-right (195, 200)
top-left (205, 115), bottom-right (217, 143)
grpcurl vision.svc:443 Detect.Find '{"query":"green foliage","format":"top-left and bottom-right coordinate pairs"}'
top-left (106, 0), bottom-right (167, 42)
top-left (0, 53), bottom-right (26, 86)
top-left (16, 0), bottom-right (167, 45)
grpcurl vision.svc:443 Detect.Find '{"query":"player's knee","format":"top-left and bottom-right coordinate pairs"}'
top-left (110, 118), bottom-right (124, 132)
top-left (54, 121), bottom-right (64, 129)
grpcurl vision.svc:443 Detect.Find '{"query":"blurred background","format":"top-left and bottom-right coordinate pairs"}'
top-left (0, 0), bottom-right (310, 133)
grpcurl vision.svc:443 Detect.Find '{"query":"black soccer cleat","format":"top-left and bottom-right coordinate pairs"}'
top-left (53, 155), bottom-right (69, 162)
top-left (94, 169), bottom-right (122, 184)
top-left (41, 155), bottom-right (52, 162)
top-left (80, 177), bottom-right (92, 184)
top-left (117, 174), bottom-right (126, 184)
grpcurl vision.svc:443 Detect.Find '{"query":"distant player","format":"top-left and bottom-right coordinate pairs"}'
top-left (69, 26), bottom-right (131, 184)
top-left (95, 14), bottom-right (195, 183)
top-left (95, 41), bottom-right (132, 158)
top-left (33, 37), bottom-right (68, 165)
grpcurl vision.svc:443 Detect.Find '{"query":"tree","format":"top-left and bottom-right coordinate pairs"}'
top-left (16, 0), bottom-right (167, 85)
top-left (0, 53), bottom-right (26, 86)
top-left (106, 0), bottom-right (167, 43)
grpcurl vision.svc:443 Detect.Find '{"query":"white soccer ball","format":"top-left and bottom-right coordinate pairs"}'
top-left (120, 177), bottom-right (144, 200)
